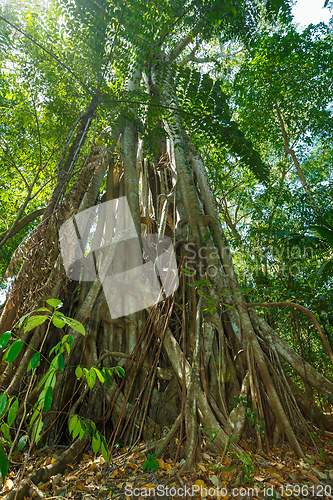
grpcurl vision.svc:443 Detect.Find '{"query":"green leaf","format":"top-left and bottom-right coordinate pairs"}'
top-left (24, 315), bottom-right (48, 332)
top-left (115, 366), bottom-right (125, 378)
top-left (69, 415), bottom-right (78, 434)
top-left (64, 317), bottom-right (85, 335)
top-left (17, 434), bottom-right (28, 451)
top-left (7, 398), bottom-right (18, 426)
top-left (182, 267), bottom-right (195, 276)
top-left (219, 464), bottom-right (237, 472)
top-left (28, 352), bottom-right (41, 372)
top-left (75, 366), bottom-right (83, 378)
top-left (1, 423), bottom-right (10, 441)
top-left (84, 367), bottom-right (96, 389)
top-left (46, 299), bottom-right (63, 309)
top-left (93, 367), bottom-right (105, 383)
top-left (0, 443), bottom-right (8, 482)
top-left (0, 332), bottom-right (11, 349)
top-left (72, 418), bottom-right (82, 439)
top-left (0, 393), bottom-right (7, 419)
top-left (44, 386), bottom-right (53, 413)
top-left (101, 439), bottom-right (109, 462)
top-left (7, 340), bottom-right (22, 364)
top-left (92, 433), bottom-right (101, 455)
top-left (52, 316), bottom-right (66, 328)
top-left (34, 419), bottom-right (43, 443)
top-left (208, 430), bottom-right (218, 442)
top-left (57, 353), bottom-right (64, 372)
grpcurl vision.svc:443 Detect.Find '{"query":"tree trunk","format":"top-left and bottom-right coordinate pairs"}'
top-left (1, 77), bottom-right (333, 484)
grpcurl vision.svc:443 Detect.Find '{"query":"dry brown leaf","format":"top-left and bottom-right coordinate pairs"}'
top-left (126, 462), bottom-right (138, 470)
top-left (266, 468), bottom-right (284, 482)
top-left (304, 472), bottom-right (320, 483)
top-left (89, 463), bottom-right (98, 471)
top-left (142, 482), bottom-right (156, 490)
top-left (157, 458), bottom-right (172, 470)
top-left (38, 481), bottom-right (50, 491)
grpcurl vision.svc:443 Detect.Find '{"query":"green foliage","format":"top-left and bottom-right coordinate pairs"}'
top-left (0, 298), bottom-right (111, 481)
top-left (69, 415), bottom-right (109, 462)
top-left (143, 453), bottom-right (159, 472)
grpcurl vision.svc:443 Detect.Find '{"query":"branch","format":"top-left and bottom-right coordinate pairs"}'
top-left (0, 208), bottom-right (44, 244)
top-left (245, 301), bottom-right (333, 365)
top-left (169, 34), bottom-right (195, 62)
top-left (274, 102), bottom-right (316, 210)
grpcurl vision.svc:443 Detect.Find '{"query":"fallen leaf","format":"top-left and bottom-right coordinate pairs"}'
top-left (157, 458), bottom-right (172, 470)
top-left (210, 475), bottom-right (219, 487)
top-left (142, 483), bottom-right (156, 490)
top-left (266, 468), bottom-right (284, 482)
top-left (304, 472), bottom-right (320, 483)
top-left (126, 462), bottom-right (138, 470)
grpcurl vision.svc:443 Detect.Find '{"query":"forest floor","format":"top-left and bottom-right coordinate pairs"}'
top-left (1, 435), bottom-right (333, 500)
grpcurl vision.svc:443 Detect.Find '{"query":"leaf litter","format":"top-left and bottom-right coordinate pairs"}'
top-left (1, 437), bottom-right (333, 499)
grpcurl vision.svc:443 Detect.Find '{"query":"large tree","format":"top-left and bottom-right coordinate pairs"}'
top-left (1, 0), bottom-right (333, 496)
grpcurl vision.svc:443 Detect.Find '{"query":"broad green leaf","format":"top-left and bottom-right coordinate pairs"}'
top-left (34, 419), bottom-right (43, 443)
top-left (1, 423), bottom-right (10, 441)
top-left (72, 419), bottom-right (81, 439)
top-left (49, 343), bottom-right (60, 357)
top-left (27, 352), bottom-right (41, 372)
top-left (115, 366), bottom-right (125, 378)
top-left (0, 444), bottom-right (8, 482)
top-left (101, 439), bottom-right (109, 462)
top-left (84, 367), bottom-right (96, 389)
top-left (64, 317), bottom-right (85, 335)
top-left (0, 332), bottom-right (11, 349)
top-left (35, 307), bottom-right (51, 312)
top-left (7, 398), bottom-right (18, 426)
top-left (24, 315), bottom-right (48, 333)
top-left (75, 366), bottom-right (83, 378)
top-left (7, 340), bottom-right (22, 364)
top-left (92, 433), bottom-right (101, 455)
top-left (44, 386), bottom-right (53, 413)
top-left (57, 353), bottom-right (64, 372)
top-left (17, 434), bottom-right (28, 451)
top-left (46, 299), bottom-right (63, 309)
top-left (93, 367), bottom-right (105, 383)
top-left (69, 415), bottom-right (78, 434)
top-left (208, 430), bottom-right (218, 442)
top-left (30, 408), bottom-right (39, 427)
top-left (52, 316), bottom-right (66, 328)
top-left (0, 393), bottom-right (7, 419)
